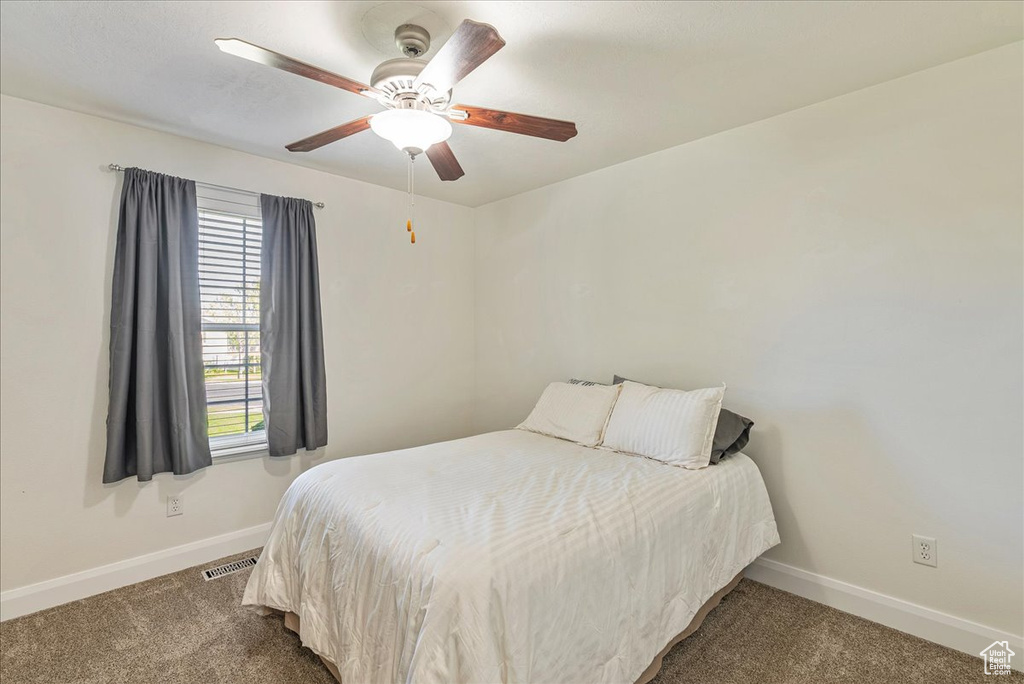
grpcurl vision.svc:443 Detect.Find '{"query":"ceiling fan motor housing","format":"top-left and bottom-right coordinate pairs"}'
top-left (370, 57), bottom-right (451, 111)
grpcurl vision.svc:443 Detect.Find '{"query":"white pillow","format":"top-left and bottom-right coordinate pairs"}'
top-left (517, 381), bottom-right (621, 447)
top-left (602, 380), bottom-right (725, 469)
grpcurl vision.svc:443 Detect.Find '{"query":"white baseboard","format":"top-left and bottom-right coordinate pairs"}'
top-left (3, 530), bottom-right (1018, 673)
top-left (746, 557), bottom-right (1023, 671)
top-left (0, 522), bottom-right (271, 621)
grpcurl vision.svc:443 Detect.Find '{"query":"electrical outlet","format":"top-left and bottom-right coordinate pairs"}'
top-left (913, 534), bottom-right (936, 567)
top-left (167, 495), bottom-right (183, 517)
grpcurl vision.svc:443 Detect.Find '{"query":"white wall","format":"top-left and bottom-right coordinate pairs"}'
top-left (2, 41), bottom-right (1021, 645)
top-left (0, 95), bottom-right (476, 593)
top-left (474, 43), bottom-right (1023, 637)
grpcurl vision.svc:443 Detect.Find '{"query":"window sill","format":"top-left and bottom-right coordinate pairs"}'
top-left (211, 442), bottom-right (269, 463)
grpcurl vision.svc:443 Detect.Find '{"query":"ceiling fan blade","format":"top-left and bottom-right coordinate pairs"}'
top-left (425, 141), bottom-right (465, 181)
top-left (215, 38), bottom-right (377, 97)
top-left (286, 116), bottom-right (372, 152)
top-left (450, 105), bottom-right (578, 142)
top-left (414, 20), bottom-right (506, 93)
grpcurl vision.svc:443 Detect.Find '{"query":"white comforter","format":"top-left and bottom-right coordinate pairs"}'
top-left (243, 429), bottom-right (779, 684)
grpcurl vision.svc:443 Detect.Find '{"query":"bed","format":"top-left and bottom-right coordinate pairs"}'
top-left (242, 429), bottom-right (780, 683)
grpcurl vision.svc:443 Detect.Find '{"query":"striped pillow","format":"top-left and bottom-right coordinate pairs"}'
top-left (613, 375), bottom-right (753, 463)
top-left (602, 381), bottom-right (725, 469)
top-left (517, 381), bottom-right (622, 447)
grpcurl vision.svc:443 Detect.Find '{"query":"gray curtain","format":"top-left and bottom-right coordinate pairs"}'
top-left (260, 194), bottom-right (328, 457)
top-left (104, 168), bottom-right (211, 483)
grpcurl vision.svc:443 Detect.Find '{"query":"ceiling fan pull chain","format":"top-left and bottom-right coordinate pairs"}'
top-left (408, 153), bottom-right (417, 244)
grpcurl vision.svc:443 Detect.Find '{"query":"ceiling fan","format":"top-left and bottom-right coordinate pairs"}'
top-left (215, 19), bottom-right (578, 182)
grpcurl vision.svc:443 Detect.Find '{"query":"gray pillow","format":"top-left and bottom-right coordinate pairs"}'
top-left (612, 375), bottom-right (753, 464)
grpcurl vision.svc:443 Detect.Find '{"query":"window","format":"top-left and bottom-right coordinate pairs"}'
top-left (197, 187), bottom-right (266, 455)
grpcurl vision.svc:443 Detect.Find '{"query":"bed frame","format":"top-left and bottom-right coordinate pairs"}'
top-left (274, 572), bottom-right (743, 684)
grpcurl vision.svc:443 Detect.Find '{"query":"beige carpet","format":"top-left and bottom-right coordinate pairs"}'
top-left (0, 549), bottom-right (1016, 684)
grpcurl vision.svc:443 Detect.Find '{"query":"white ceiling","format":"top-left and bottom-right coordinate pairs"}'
top-left (1, 1), bottom-right (1020, 207)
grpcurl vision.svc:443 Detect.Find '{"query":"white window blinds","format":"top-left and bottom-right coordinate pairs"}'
top-left (197, 185), bottom-right (266, 455)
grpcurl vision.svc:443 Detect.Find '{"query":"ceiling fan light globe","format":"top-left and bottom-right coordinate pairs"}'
top-left (370, 109), bottom-right (452, 155)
